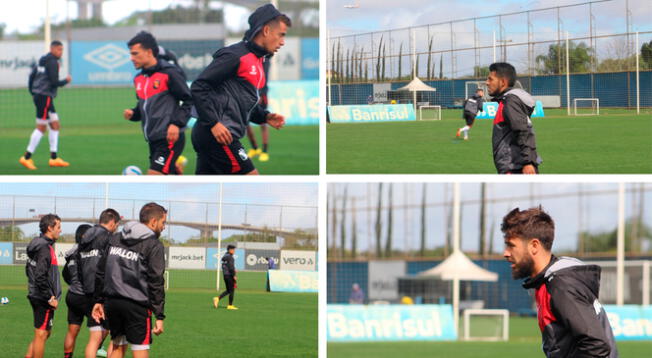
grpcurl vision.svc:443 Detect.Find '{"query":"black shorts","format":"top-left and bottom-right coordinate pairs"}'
top-left (148, 133), bottom-right (185, 175)
top-left (105, 297), bottom-right (153, 346)
top-left (30, 297), bottom-right (55, 331)
top-left (195, 139), bottom-right (255, 175)
top-left (65, 291), bottom-right (107, 328)
top-left (463, 112), bottom-right (476, 126)
top-left (33, 94), bottom-right (57, 121)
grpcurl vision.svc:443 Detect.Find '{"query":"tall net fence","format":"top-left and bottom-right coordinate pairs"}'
top-left (327, 0), bottom-right (652, 111)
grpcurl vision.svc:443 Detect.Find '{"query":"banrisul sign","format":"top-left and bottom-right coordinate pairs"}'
top-left (605, 305), bottom-right (652, 340)
top-left (328, 104), bottom-right (416, 123)
top-left (327, 305), bottom-right (456, 342)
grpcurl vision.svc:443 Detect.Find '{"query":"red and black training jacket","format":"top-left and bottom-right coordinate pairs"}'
top-left (523, 255), bottom-right (618, 358)
top-left (129, 59), bottom-right (193, 142)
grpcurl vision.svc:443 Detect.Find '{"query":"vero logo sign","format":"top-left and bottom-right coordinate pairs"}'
top-left (83, 44), bottom-right (131, 70)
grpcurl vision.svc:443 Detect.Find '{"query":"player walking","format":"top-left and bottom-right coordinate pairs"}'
top-left (213, 244), bottom-right (238, 309)
top-left (20, 41), bottom-right (71, 170)
top-left (456, 88), bottom-right (484, 140)
top-left (124, 32), bottom-right (193, 175)
top-left (191, 4), bottom-right (290, 174)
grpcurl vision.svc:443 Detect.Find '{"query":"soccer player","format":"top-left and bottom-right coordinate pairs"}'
top-left (456, 88), bottom-right (484, 140)
top-left (246, 58), bottom-right (271, 162)
top-left (213, 244), bottom-right (238, 310)
top-left (62, 224), bottom-right (92, 358)
top-left (19, 41), bottom-right (71, 170)
top-left (78, 209), bottom-right (121, 358)
top-left (486, 62), bottom-right (542, 174)
top-left (502, 207), bottom-right (618, 357)
top-left (24, 214), bottom-right (62, 358)
top-left (92, 203), bottom-right (166, 358)
top-left (124, 32), bottom-right (193, 175)
top-left (191, 4), bottom-right (289, 175)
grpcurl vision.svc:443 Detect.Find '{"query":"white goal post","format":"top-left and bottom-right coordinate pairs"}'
top-left (573, 98), bottom-right (600, 116)
top-left (419, 105), bottom-right (442, 121)
top-left (164, 270), bottom-right (169, 291)
top-left (463, 309), bottom-right (509, 341)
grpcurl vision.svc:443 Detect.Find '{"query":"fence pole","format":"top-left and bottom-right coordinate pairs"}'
top-left (566, 32), bottom-right (571, 116)
top-left (636, 31), bottom-right (640, 115)
top-left (616, 183), bottom-right (625, 306)
top-left (216, 183), bottom-right (223, 292)
top-left (44, 0), bottom-right (51, 52)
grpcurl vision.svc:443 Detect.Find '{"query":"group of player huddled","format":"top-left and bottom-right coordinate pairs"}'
top-left (25, 205), bottom-right (166, 358)
top-left (19, 4), bottom-right (290, 175)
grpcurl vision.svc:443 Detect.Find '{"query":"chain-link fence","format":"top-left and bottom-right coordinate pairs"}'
top-left (327, 0), bottom-right (652, 111)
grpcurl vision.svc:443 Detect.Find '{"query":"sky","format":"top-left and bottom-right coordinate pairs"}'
top-left (0, 0), bottom-right (252, 34)
top-left (0, 182), bottom-right (318, 243)
top-left (328, 182), bottom-right (652, 254)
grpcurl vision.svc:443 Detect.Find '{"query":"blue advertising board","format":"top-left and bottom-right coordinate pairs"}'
top-left (328, 104), bottom-right (417, 123)
top-left (300, 38), bottom-right (319, 80)
top-left (0, 242), bottom-right (12, 264)
top-left (476, 100), bottom-right (545, 120)
top-left (327, 304), bottom-right (456, 342)
top-left (605, 305), bottom-right (652, 341)
top-left (267, 80), bottom-right (318, 125)
top-left (205, 248), bottom-right (245, 271)
top-left (71, 41), bottom-right (138, 85)
top-left (268, 270), bottom-right (318, 293)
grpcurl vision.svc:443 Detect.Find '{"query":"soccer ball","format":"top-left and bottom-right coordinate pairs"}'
top-left (1, 297), bottom-right (9, 305)
top-left (176, 155), bottom-right (188, 169)
top-left (122, 165), bottom-right (142, 176)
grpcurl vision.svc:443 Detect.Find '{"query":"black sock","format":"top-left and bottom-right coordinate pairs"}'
top-left (262, 144), bottom-right (268, 153)
top-left (24, 152), bottom-right (32, 160)
top-left (51, 152), bottom-right (57, 160)
top-left (64, 351), bottom-right (73, 358)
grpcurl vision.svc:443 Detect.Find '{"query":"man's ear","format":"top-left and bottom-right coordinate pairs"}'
top-left (528, 238), bottom-right (541, 255)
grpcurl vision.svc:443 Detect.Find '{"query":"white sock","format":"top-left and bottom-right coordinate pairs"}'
top-left (462, 125), bottom-right (470, 132)
top-left (26, 129), bottom-right (44, 154)
top-left (49, 129), bottom-right (59, 153)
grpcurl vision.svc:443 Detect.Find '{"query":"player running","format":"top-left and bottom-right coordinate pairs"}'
top-left (124, 32), bottom-right (193, 175)
top-left (20, 41), bottom-right (71, 170)
top-left (92, 203), bottom-right (167, 358)
top-left (456, 88), bottom-right (484, 140)
top-left (191, 4), bottom-right (289, 174)
top-left (486, 62), bottom-right (542, 174)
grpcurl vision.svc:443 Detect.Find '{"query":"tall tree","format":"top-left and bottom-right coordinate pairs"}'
top-left (439, 54), bottom-right (444, 79)
top-left (375, 183), bottom-right (383, 258)
top-left (340, 186), bottom-right (347, 257)
top-left (351, 197), bottom-right (358, 258)
top-left (536, 41), bottom-right (595, 75)
top-left (330, 190), bottom-right (337, 256)
top-left (381, 41), bottom-right (387, 81)
top-left (376, 35), bottom-right (384, 81)
top-left (420, 183), bottom-right (427, 256)
top-left (385, 184), bottom-right (393, 257)
top-left (641, 40), bottom-right (652, 69)
top-left (479, 183), bottom-right (487, 257)
top-left (397, 43), bottom-right (403, 80)
top-left (426, 36), bottom-right (434, 80)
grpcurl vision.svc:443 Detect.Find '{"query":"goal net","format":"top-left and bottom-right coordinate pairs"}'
top-left (462, 309), bottom-right (509, 341)
top-left (573, 98), bottom-right (600, 116)
top-left (419, 105), bottom-right (442, 121)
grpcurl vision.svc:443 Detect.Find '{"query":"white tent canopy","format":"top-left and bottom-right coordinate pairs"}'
top-left (417, 250), bottom-right (498, 282)
top-left (396, 77), bottom-right (437, 92)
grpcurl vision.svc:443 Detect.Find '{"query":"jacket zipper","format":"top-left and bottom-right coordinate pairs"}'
top-left (246, 57), bottom-right (265, 122)
top-left (143, 76), bottom-right (150, 141)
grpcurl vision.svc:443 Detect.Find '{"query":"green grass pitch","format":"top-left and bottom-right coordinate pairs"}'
top-left (0, 266), bottom-right (317, 357)
top-left (0, 88), bottom-right (318, 175)
top-left (327, 108), bottom-right (652, 174)
top-left (327, 315), bottom-right (652, 357)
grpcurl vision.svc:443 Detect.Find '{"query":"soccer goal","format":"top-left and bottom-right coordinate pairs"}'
top-left (419, 105), bottom-right (442, 120)
top-left (465, 81), bottom-right (489, 100)
top-left (462, 309), bottom-right (509, 341)
top-left (573, 98), bottom-right (600, 116)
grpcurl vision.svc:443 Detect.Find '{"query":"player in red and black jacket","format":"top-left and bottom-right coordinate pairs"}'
top-left (502, 207), bottom-right (618, 358)
top-left (92, 203), bottom-right (167, 356)
top-left (486, 62), bottom-right (542, 174)
top-left (24, 214), bottom-right (62, 358)
top-left (124, 31), bottom-right (193, 175)
top-left (191, 4), bottom-right (289, 175)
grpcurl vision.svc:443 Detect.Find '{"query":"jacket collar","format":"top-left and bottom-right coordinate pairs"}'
top-left (492, 87), bottom-right (513, 101)
top-left (522, 255), bottom-right (557, 289)
top-left (245, 40), bottom-right (271, 58)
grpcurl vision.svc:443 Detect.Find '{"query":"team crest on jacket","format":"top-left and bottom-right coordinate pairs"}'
top-left (153, 79), bottom-right (161, 89)
top-left (238, 148), bottom-right (248, 161)
top-left (249, 65), bottom-right (257, 76)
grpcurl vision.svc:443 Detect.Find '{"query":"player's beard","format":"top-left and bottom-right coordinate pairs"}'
top-left (512, 254), bottom-right (535, 279)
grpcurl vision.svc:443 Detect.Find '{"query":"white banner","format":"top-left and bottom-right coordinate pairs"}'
top-left (0, 41), bottom-right (69, 88)
top-left (368, 261), bottom-right (406, 301)
top-left (372, 83), bottom-right (392, 103)
top-left (54, 243), bottom-right (75, 265)
top-left (280, 250), bottom-right (316, 271)
top-left (168, 247), bottom-right (206, 269)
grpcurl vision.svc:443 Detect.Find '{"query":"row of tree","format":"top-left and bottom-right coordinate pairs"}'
top-left (328, 184), bottom-right (651, 259)
top-left (329, 39), bottom-right (652, 84)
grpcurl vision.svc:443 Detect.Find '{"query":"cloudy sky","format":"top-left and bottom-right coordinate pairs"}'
top-left (328, 182), bottom-right (652, 254)
top-left (0, 182), bottom-right (318, 242)
top-left (1, 0), bottom-right (252, 34)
